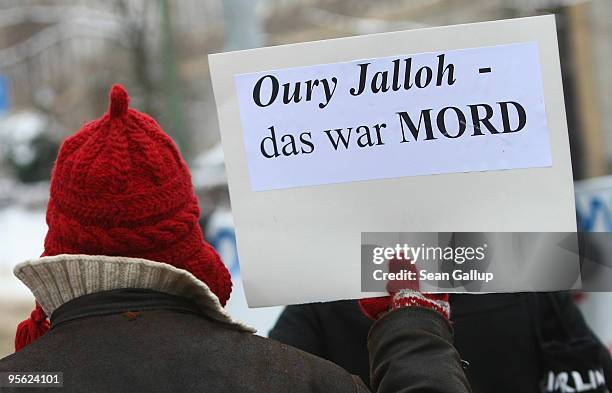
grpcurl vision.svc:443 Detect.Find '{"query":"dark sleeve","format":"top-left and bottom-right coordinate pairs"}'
top-left (368, 307), bottom-right (471, 393)
top-left (268, 305), bottom-right (325, 358)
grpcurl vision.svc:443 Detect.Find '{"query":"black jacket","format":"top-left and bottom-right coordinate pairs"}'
top-left (270, 293), bottom-right (612, 393)
top-left (0, 289), bottom-right (470, 393)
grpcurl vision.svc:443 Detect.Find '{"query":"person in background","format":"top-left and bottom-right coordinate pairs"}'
top-left (270, 292), bottom-right (612, 393)
top-left (0, 85), bottom-right (471, 393)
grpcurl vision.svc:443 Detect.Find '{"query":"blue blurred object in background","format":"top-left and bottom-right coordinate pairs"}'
top-left (0, 76), bottom-right (9, 115)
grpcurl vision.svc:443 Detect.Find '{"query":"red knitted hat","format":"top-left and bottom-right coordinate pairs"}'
top-left (16, 84), bottom-right (232, 350)
top-left (45, 84), bottom-right (231, 302)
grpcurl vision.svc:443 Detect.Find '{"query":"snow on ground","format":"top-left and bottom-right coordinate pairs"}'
top-left (0, 206), bottom-right (47, 357)
top-left (0, 206), bottom-right (46, 301)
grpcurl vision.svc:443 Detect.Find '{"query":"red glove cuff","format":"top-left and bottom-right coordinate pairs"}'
top-left (359, 291), bottom-right (450, 321)
top-left (391, 290), bottom-right (450, 320)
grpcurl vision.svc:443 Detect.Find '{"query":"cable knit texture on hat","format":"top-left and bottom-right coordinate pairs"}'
top-left (41, 84), bottom-right (231, 306)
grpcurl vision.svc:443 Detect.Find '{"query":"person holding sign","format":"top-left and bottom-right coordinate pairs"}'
top-left (0, 85), bottom-right (470, 393)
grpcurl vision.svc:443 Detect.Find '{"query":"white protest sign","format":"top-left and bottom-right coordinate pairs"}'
top-left (209, 15), bottom-right (576, 307)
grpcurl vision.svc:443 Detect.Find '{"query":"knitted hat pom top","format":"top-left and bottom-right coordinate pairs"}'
top-left (15, 84), bottom-right (232, 351)
top-left (109, 84), bottom-right (129, 119)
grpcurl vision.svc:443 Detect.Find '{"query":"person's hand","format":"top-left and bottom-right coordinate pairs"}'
top-left (359, 254), bottom-right (449, 320)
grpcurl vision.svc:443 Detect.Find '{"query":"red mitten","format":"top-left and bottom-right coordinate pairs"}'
top-left (359, 254), bottom-right (450, 320)
top-left (358, 296), bottom-right (391, 320)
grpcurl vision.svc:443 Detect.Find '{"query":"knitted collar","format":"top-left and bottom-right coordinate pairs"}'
top-left (14, 254), bottom-right (255, 333)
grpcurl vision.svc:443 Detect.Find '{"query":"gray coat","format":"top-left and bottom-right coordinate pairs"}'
top-left (0, 289), bottom-right (470, 393)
